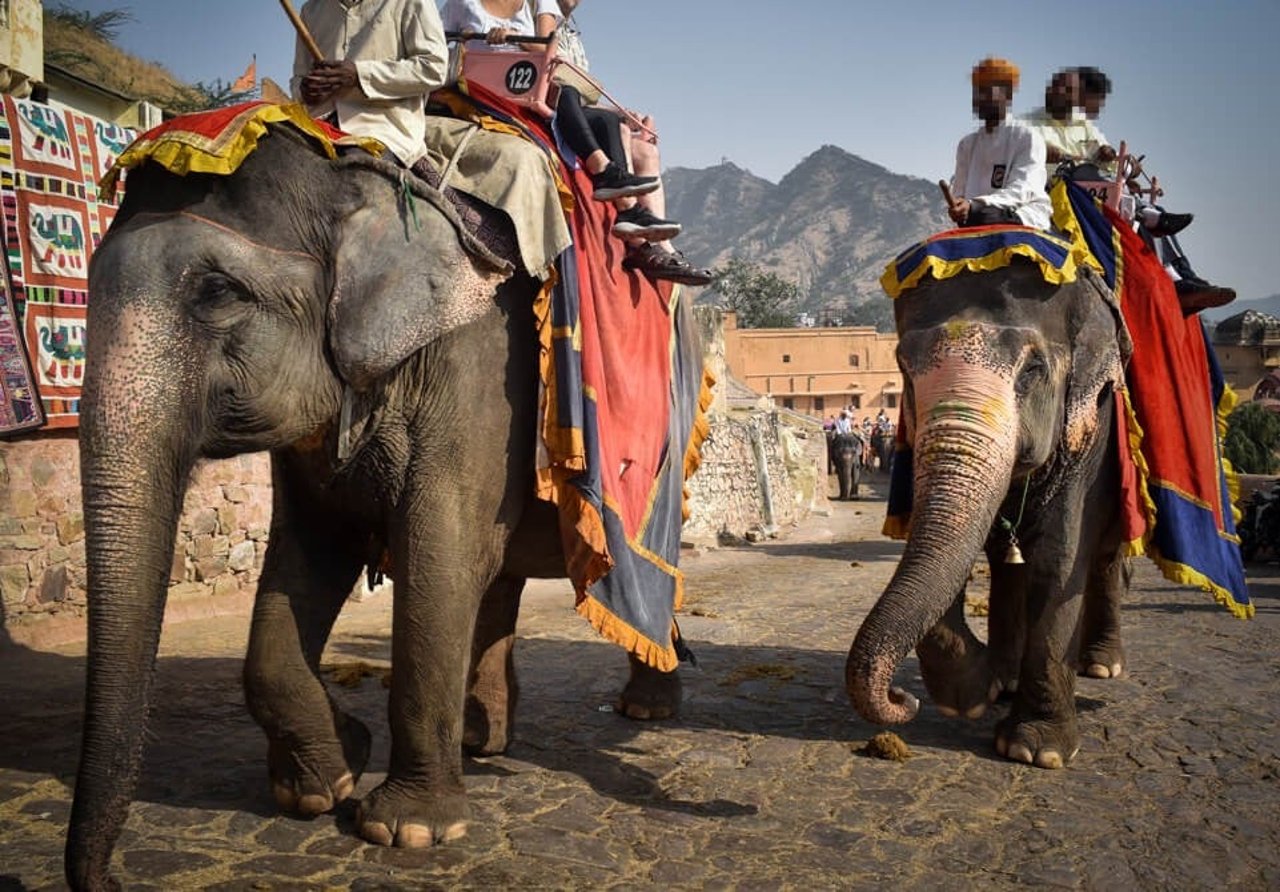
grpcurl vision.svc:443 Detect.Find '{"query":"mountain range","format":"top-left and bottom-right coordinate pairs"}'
top-left (663, 145), bottom-right (949, 316)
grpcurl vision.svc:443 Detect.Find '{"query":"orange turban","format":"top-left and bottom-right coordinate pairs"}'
top-left (972, 57), bottom-right (1020, 89)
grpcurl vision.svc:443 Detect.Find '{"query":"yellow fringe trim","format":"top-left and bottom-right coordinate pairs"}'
top-left (100, 102), bottom-right (383, 199)
top-left (1119, 386), bottom-right (1156, 557)
top-left (1143, 547), bottom-right (1254, 619)
top-left (576, 593), bottom-right (678, 673)
top-left (881, 514), bottom-right (910, 541)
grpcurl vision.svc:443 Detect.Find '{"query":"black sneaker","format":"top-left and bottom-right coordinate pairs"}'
top-left (590, 164), bottom-right (660, 201)
top-left (611, 206), bottom-right (682, 241)
top-left (623, 243), bottom-right (714, 286)
top-left (1147, 211), bottom-right (1193, 238)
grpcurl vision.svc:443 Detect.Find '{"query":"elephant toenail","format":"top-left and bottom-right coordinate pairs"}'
top-left (995, 736), bottom-right (1009, 757)
top-left (297, 792), bottom-right (332, 815)
top-left (964, 703), bottom-right (987, 719)
top-left (396, 823), bottom-right (434, 848)
top-left (987, 681), bottom-right (1002, 702)
top-left (272, 782), bottom-right (297, 811)
top-left (438, 821), bottom-right (468, 843)
top-left (359, 817), bottom-right (395, 847)
top-left (1035, 750), bottom-right (1064, 769)
top-left (937, 705), bottom-right (959, 718)
top-left (332, 772), bottom-right (356, 803)
top-left (1007, 742), bottom-right (1034, 764)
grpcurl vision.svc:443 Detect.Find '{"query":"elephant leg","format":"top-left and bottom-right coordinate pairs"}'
top-left (618, 653), bottom-right (682, 720)
top-left (357, 479), bottom-right (508, 849)
top-left (1078, 546), bottom-right (1129, 680)
top-left (464, 574), bottom-right (524, 756)
top-left (986, 546), bottom-right (1028, 696)
top-left (917, 583), bottom-right (999, 719)
top-left (995, 550), bottom-right (1088, 770)
top-left (243, 495), bottom-right (367, 817)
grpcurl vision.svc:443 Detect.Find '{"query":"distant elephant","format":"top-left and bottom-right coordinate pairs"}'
top-left (871, 429), bottom-right (895, 473)
top-left (67, 125), bottom-right (692, 888)
top-left (830, 431), bottom-right (865, 499)
top-left (846, 262), bottom-right (1131, 770)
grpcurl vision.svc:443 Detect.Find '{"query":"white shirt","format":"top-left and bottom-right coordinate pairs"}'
top-left (291, 0), bottom-right (448, 165)
top-left (440, 0), bottom-right (561, 50)
top-left (834, 416), bottom-right (853, 434)
top-left (951, 118), bottom-right (1052, 230)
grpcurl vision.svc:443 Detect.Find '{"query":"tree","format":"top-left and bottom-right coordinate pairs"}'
top-left (709, 258), bottom-right (801, 329)
top-left (46, 3), bottom-right (133, 41)
top-left (1224, 401), bottom-right (1280, 474)
top-left (843, 297), bottom-right (896, 333)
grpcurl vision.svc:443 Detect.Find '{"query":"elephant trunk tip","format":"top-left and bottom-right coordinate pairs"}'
top-left (846, 646), bottom-right (920, 725)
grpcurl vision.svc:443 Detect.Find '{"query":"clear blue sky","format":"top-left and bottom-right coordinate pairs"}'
top-left (61, 0), bottom-right (1279, 301)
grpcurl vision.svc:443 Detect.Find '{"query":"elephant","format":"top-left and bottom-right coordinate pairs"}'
top-left (830, 430), bottom-right (865, 499)
top-left (845, 261), bottom-right (1132, 771)
top-left (66, 123), bottom-right (688, 888)
top-left (870, 429), bottom-right (895, 474)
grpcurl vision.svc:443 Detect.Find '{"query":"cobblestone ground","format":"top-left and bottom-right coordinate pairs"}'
top-left (2, 478), bottom-right (1278, 889)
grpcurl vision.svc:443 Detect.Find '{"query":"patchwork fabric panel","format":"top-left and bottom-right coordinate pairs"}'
top-left (0, 95), bottom-right (134, 429)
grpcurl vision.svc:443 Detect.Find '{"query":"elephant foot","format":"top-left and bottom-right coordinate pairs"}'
top-left (1078, 641), bottom-right (1125, 680)
top-left (269, 709), bottom-right (371, 817)
top-left (357, 781), bottom-right (469, 848)
top-left (994, 713), bottom-right (1079, 770)
top-left (463, 687), bottom-right (516, 756)
top-left (617, 656), bottom-right (681, 720)
top-left (917, 625), bottom-right (999, 720)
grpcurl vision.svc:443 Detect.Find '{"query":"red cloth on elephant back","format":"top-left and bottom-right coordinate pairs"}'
top-left (440, 81), bottom-right (713, 670)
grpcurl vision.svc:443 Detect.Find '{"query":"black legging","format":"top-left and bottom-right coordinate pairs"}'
top-left (555, 85), bottom-right (627, 170)
top-left (962, 205), bottom-right (1020, 227)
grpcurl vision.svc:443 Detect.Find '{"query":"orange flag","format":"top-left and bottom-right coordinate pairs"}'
top-left (231, 56), bottom-right (256, 93)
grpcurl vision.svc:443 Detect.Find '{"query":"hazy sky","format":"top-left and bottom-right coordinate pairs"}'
top-left (59, 0), bottom-right (1278, 300)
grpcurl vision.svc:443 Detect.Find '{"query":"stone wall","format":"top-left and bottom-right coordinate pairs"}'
top-left (0, 432), bottom-right (272, 645)
top-left (1, 307), bottom-right (822, 645)
top-left (684, 409), bottom-right (828, 547)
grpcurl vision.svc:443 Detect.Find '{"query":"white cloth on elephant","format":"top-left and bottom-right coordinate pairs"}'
top-left (950, 119), bottom-right (1052, 230)
top-left (291, 0), bottom-right (449, 166)
top-left (423, 116), bottom-right (572, 280)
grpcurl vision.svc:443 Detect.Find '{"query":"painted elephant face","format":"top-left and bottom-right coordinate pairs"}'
top-left (848, 262), bottom-right (1126, 726)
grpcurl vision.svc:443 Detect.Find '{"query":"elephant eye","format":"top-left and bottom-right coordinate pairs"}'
top-left (194, 273), bottom-right (253, 310)
top-left (1016, 354), bottom-right (1047, 395)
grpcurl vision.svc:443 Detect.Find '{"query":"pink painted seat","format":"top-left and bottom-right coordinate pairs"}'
top-left (1070, 140), bottom-right (1138, 220)
top-left (444, 33), bottom-right (658, 144)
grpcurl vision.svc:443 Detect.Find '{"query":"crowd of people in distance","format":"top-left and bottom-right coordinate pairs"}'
top-left (947, 57), bottom-right (1234, 315)
top-left (291, 0), bottom-right (712, 288)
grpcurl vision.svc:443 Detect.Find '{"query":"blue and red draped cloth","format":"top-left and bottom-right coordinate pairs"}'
top-left (434, 82), bottom-right (713, 668)
top-left (882, 181), bottom-right (1249, 618)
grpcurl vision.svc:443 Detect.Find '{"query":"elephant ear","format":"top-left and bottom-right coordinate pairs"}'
top-left (327, 173), bottom-right (514, 390)
top-left (1063, 267), bottom-right (1129, 451)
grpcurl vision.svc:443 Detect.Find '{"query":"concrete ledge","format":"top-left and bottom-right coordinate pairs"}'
top-left (2, 589), bottom-right (256, 652)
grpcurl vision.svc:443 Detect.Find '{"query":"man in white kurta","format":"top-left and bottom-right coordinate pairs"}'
top-left (290, 0), bottom-right (448, 166)
top-left (948, 58), bottom-right (1052, 231)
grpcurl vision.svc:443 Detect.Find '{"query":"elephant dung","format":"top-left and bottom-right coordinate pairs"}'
top-left (860, 731), bottom-right (911, 761)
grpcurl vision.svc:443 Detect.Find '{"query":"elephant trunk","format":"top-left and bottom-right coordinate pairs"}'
top-left (846, 366), bottom-right (1018, 725)
top-left (66, 302), bottom-right (198, 889)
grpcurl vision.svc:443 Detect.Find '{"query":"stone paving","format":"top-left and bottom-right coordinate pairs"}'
top-left (1, 478), bottom-right (1278, 889)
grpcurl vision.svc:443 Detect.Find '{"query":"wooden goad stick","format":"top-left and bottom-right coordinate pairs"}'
top-left (278, 0), bottom-right (324, 62)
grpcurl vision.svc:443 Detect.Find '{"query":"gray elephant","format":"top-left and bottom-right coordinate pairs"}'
top-left (846, 262), bottom-right (1131, 770)
top-left (66, 125), bottom-right (691, 888)
top-left (830, 431), bottom-right (865, 499)
top-left (870, 429), bottom-right (895, 474)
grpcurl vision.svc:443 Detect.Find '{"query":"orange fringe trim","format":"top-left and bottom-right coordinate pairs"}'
top-left (576, 593), bottom-right (679, 673)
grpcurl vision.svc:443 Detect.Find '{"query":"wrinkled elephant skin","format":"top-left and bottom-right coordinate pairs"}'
top-left (67, 127), bottom-right (686, 889)
top-left (847, 263), bottom-right (1130, 770)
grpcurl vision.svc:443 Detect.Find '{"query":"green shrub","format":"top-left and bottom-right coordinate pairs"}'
top-left (1223, 401), bottom-right (1280, 474)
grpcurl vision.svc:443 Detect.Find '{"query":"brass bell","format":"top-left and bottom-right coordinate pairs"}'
top-left (1004, 537), bottom-right (1025, 565)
